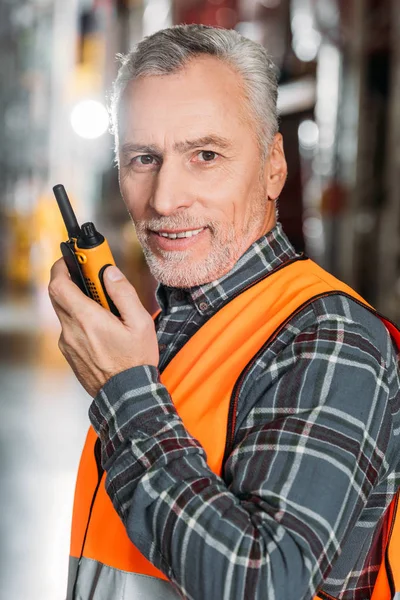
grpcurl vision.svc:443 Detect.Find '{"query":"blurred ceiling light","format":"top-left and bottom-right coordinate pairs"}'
top-left (291, 11), bottom-right (313, 31)
top-left (143, 0), bottom-right (171, 36)
top-left (290, 1), bottom-right (321, 62)
top-left (70, 100), bottom-right (109, 140)
top-left (235, 21), bottom-right (263, 43)
top-left (319, 126), bottom-right (335, 149)
top-left (298, 120), bottom-right (319, 149)
top-left (292, 30), bottom-right (321, 62)
top-left (315, 44), bottom-right (340, 123)
top-left (277, 77), bottom-right (316, 115)
top-left (303, 216), bottom-right (324, 239)
top-left (315, 44), bottom-right (340, 178)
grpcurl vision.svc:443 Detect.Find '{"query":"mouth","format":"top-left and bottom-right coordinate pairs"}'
top-left (148, 227), bottom-right (208, 250)
top-left (152, 227), bottom-right (205, 239)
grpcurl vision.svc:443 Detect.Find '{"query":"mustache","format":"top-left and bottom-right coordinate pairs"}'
top-left (134, 215), bottom-right (211, 232)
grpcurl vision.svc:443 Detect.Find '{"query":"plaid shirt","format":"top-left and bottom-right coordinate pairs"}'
top-left (90, 223), bottom-right (400, 600)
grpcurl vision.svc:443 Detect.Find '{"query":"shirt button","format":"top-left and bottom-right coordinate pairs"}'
top-left (199, 301), bottom-right (208, 311)
top-left (159, 343), bottom-right (167, 352)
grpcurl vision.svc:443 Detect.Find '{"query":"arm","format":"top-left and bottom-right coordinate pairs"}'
top-left (89, 301), bottom-right (394, 600)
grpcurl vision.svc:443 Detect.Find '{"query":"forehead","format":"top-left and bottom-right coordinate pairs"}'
top-left (118, 56), bottom-right (254, 144)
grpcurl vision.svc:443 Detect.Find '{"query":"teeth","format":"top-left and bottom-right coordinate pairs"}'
top-left (158, 228), bottom-right (204, 239)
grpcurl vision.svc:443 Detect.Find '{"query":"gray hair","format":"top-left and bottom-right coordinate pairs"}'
top-left (110, 24), bottom-right (279, 158)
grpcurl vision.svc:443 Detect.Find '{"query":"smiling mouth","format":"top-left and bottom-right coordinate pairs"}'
top-left (151, 227), bottom-right (206, 239)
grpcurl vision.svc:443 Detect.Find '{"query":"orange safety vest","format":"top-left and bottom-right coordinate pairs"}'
top-left (67, 257), bottom-right (400, 600)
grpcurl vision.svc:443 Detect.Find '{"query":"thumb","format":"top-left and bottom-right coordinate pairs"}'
top-left (103, 266), bottom-right (143, 323)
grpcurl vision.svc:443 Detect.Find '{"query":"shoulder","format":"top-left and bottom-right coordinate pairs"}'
top-left (302, 293), bottom-right (394, 366)
top-left (236, 291), bottom-right (397, 423)
top-left (276, 257), bottom-right (395, 363)
top-left (257, 291), bottom-right (392, 367)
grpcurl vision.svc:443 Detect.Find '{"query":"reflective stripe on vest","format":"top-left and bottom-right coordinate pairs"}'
top-left (67, 556), bottom-right (181, 600)
top-left (68, 257), bottom-right (400, 599)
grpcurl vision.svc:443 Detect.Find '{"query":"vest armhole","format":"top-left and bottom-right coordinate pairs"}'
top-left (222, 290), bottom-right (399, 468)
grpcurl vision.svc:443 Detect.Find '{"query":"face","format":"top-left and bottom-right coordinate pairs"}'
top-left (118, 55), bottom-right (287, 288)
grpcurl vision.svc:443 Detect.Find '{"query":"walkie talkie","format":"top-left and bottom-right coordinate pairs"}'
top-left (53, 184), bottom-right (120, 317)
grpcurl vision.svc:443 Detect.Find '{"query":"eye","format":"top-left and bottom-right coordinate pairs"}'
top-left (131, 155), bottom-right (158, 166)
top-left (198, 150), bottom-right (218, 162)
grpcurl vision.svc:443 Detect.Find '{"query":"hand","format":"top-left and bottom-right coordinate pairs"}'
top-left (48, 258), bottom-right (159, 397)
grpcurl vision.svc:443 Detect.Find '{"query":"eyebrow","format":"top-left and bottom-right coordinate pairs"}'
top-left (120, 135), bottom-right (232, 157)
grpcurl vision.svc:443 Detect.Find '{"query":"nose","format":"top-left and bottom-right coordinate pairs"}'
top-left (150, 157), bottom-right (195, 216)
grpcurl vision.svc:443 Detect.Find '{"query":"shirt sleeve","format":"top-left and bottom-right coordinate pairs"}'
top-left (89, 306), bottom-right (395, 600)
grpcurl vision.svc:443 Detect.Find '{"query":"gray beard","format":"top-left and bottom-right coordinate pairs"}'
top-left (139, 226), bottom-right (237, 287)
top-left (132, 187), bottom-right (269, 288)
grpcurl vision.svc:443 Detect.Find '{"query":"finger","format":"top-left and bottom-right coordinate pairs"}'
top-left (103, 266), bottom-right (149, 325)
top-left (49, 256), bottom-right (69, 282)
top-left (58, 332), bottom-right (66, 356)
top-left (48, 257), bottom-right (99, 318)
top-left (48, 259), bottom-right (74, 324)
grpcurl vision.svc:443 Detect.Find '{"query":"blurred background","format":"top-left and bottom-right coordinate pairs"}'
top-left (0, 0), bottom-right (399, 598)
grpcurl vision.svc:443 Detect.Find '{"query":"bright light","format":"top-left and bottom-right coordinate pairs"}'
top-left (277, 77), bottom-right (316, 115)
top-left (292, 30), bottom-right (321, 62)
top-left (235, 21), bottom-right (263, 43)
top-left (70, 100), bottom-right (109, 140)
top-left (143, 0), bottom-right (171, 36)
top-left (303, 216), bottom-right (323, 239)
top-left (298, 120), bottom-right (319, 149)
top-left (291, 12), bottom-right (313, 31)
top-left (290, 5), bottom-right (321, 62)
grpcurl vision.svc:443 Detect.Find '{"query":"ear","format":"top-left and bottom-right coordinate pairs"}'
top-left (263, 133), bottom-right (287, 200)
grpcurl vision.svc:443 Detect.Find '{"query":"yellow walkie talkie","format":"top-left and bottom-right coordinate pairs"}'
top-left (53, 184), bottom-right (120, 317)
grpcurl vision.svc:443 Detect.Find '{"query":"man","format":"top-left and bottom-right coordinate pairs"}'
top-left (49, 24), bottom-right (400, 600)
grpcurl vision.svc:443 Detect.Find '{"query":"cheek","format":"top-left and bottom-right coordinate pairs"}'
top-left (196, 166), bottom-right (257, 222)
top-left (193, 163), bottom-right (242, 202)
top-left (120, 172), bottom-right (154, 220)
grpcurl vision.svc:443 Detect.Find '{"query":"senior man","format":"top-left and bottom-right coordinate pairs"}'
top-left (49, 25), bottom-right (400, 600)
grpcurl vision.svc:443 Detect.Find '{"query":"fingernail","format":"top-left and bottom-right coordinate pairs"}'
top-left (107, 266), bottom-right (124, 281)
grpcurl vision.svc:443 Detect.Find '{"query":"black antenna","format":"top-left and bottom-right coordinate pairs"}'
top-left (53, 184), bottom-right (81, 238)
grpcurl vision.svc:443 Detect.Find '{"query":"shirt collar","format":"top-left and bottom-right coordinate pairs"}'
top-left (156, 223), bottom-right (298, 316)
